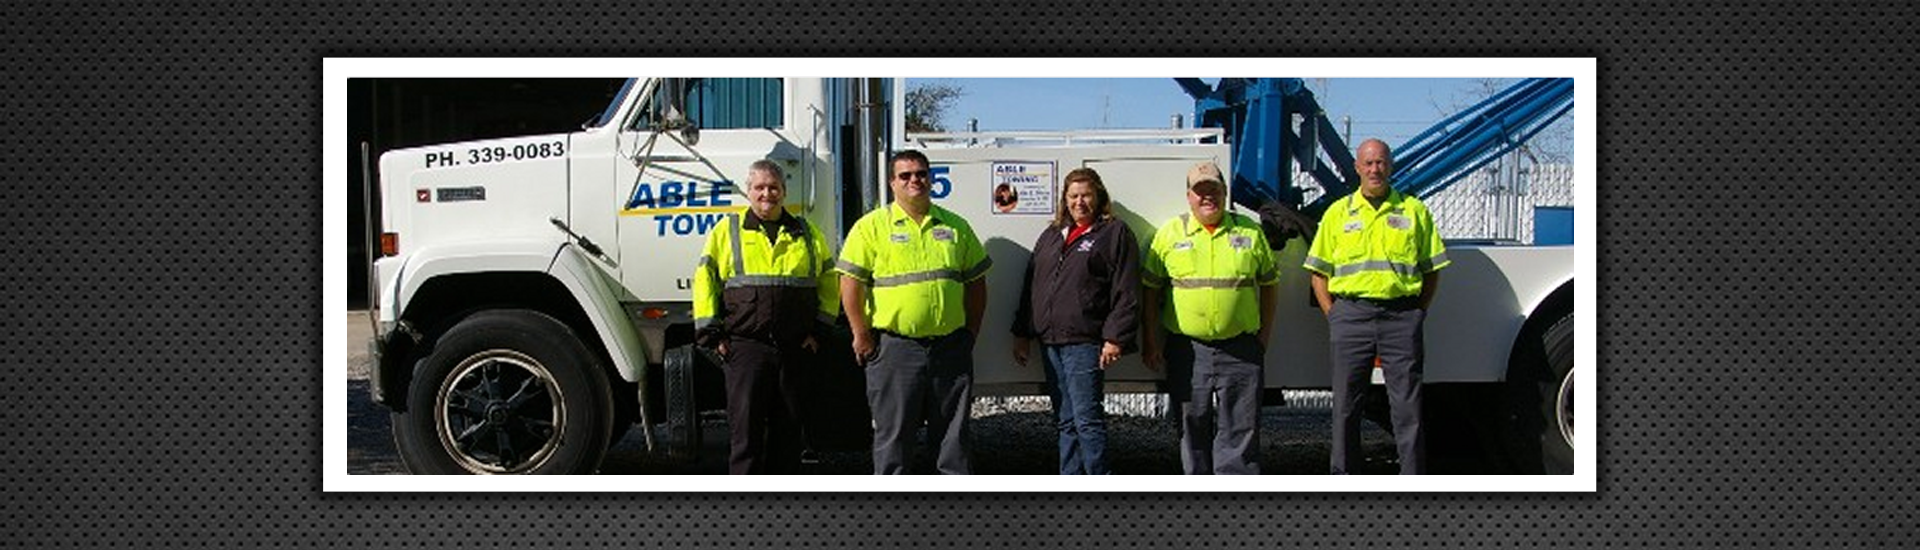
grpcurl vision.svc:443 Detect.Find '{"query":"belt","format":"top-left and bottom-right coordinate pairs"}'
top-left (875, 329), bottom-right (957, 344)
top-left (1182, 332), bottom-right (1256, 347)
top-left (1334, 295), bottom-right (1420, 308)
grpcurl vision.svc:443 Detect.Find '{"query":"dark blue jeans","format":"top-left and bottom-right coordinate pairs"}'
top-left (1043, 342), bottom-right (1109, 475)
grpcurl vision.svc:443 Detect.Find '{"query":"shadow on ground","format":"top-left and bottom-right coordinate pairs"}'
top-left (350, 381), bottom-right (1398, 475)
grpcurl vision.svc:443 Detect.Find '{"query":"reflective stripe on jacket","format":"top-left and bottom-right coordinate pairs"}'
top-left (1302, 190), bottom-right (1449, 300)
top-left (1142, 212), bottom-right (1279, 341)
top-left (693, 208), bottom-right (839, 345)
top-left (835, 203), bottom-right (990, 338)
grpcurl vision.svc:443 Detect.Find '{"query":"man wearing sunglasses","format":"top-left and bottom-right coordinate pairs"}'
top-left (837, 150), bottom-right (991, 475)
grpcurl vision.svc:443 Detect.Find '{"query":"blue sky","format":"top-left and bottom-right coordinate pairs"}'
top-left (914, 77), bottom-right (1493, 149)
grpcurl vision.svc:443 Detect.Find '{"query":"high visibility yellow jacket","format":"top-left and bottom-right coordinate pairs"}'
top-left (835, 203), bottom-right (991, 338)
top-left (692, 208), bottom-right (839, 345)
top-left (1142, 212), bottom-right (1280, 341)
top-left (1303, 190), bottom-right (1450, 299)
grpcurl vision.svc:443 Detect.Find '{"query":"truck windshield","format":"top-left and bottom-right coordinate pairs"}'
top-left (584, 78), bottom-right (637, 129)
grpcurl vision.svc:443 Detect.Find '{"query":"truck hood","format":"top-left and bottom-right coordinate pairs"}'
top-left (376, 132), bottom-right (576, 257)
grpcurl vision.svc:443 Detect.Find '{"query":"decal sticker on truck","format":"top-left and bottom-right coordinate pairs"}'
top-left (422, 141), bottom-right (567, 169)
top-left (989, 161), bottom-right (1054, 215)
top-left (435, 186), bottom-right (487, 202)
top-left (622, 180), bottom-right (738, 236)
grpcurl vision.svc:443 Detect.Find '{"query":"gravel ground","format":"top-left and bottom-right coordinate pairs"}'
top-left (349, 382), bottom-right (1401, 475)
top-left (345, 311), bottom-right (1402, 475)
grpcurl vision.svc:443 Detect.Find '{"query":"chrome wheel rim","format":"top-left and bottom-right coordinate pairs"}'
top-left (434, 350), bottom-right (566, 474)
top-left (1556, 366), bottom-right (1575, 448)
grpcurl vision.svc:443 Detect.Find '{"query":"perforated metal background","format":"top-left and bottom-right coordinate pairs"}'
top-left (6, 0), bottom-right (1918, 546)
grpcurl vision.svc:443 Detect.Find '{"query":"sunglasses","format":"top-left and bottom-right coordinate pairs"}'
top-left (894, 170), bottom-right (931, 180)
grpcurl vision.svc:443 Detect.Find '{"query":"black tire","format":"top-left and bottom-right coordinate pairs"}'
top-left (662, 344), bottom-right (701, 463)
top-left (1503, 311), bottom-right (1574, 474)
top-left (1539, 314), bottom-right (1575, 472)
top-left (391, 310), bottom-right (615, 474)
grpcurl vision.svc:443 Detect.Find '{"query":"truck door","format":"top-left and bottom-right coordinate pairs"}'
top-left (613, 78), bottom-right (807, 302)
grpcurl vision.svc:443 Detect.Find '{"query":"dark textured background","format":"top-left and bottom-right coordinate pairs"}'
top-left (6, 0), bottom-right (1918, 546)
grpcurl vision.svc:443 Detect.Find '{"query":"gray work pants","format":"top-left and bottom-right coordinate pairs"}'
top-left (866, 330), bottom-right (975, 475)
top-left (1166, 333), bottom-right (1266, 475)
top-left (1329, 297), bottom-right (1426, 475)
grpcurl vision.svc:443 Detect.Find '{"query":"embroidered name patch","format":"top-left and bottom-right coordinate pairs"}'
top-left (1173, 240), bottom-right (1194, 251)
top-left (890, 233), bottom-right (911, 244)
top-left (1386, 215), bottom-right (1412, 230)
top-left (930, 227), bottom-right (956, 242)
top-left (1343, 221), bottom-right (1364, 233)
top-left (1229, 235), bottom-right (1252, 250)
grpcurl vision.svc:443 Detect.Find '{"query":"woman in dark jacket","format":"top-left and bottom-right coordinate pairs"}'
top-left (1012, 167), bottom-right (1142, 475)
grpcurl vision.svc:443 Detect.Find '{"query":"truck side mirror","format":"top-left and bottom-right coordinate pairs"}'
top-left (659, 78), bottom-right (702, 146)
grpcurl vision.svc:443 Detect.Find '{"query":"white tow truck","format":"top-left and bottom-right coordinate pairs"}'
top-left (365, 77), bottom-right (1575, 474)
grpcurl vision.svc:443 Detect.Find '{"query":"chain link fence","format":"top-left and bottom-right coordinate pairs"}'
top-left (1422, 161), bottom-right (1574, 244)
top-left (1290, 160), bottom-right (1573, 245)
top-left (975, 391), bottom-right (1336, 418)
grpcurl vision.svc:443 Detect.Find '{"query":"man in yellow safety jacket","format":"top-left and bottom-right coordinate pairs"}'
top-left (837, 150), bottom-right (990, 475)
top-left (693, 159), bottom-right (839, 475)
top-left (1141, 161), bottom-right (1281, 475)
top-left (1304, 138), bottom-right (1450, 475)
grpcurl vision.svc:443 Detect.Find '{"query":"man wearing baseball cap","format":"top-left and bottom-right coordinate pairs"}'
top-left (1140, 161), bottom-right (1282, 475)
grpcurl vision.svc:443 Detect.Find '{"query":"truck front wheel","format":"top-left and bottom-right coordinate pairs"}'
top-left (392, 310), bottom-right (615, 474)
top-left (1541, 314), bottom-right (1575, 472)
top-left (1503, 312), bottom-right (1574, 474)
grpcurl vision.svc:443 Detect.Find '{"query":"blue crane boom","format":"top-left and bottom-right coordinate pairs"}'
top-left (1178, 78), bottom-right (1354, 218)
top-left (1392, 78), bottom-right (1574, 199)
top-left (1179, 77), bottom-right (1573, 221)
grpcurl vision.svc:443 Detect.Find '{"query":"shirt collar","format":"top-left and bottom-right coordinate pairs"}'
top-left (1059, 216), bottom-right (1108, 236)
top-left (741, 207), bottom-right (805, 237)
top-left (1348, 189), bottom-right (1405, 216)
top-left (1182, 212), bottom-right (1235, 237)
top-left (888, 202), bottom-right (944, 229)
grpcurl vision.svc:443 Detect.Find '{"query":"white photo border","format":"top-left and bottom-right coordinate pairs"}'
top-left (323, 57), bottom-right (1597, 492)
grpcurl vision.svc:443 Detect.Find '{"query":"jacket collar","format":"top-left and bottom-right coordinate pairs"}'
top-left (1180, 212), bottom-right (1239, 237)
top-left (1057, 215), bottom-right (1111, 236)
top-left (1347, 189), bottom-right (1406, 216)
top-left (740, 207), bottom-right (806, 238)
top-left (887, 202), bottom-right (945, 228)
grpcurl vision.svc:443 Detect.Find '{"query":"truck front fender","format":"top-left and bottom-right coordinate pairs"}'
top-left (393, 239), bottom-right (557, 313)
top-left (547, 245), bottom-right (648, 384)
top-left (389, 238), bottom-right (646, 383)
top-left (1417, 245), bottom-right (1574, 384)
